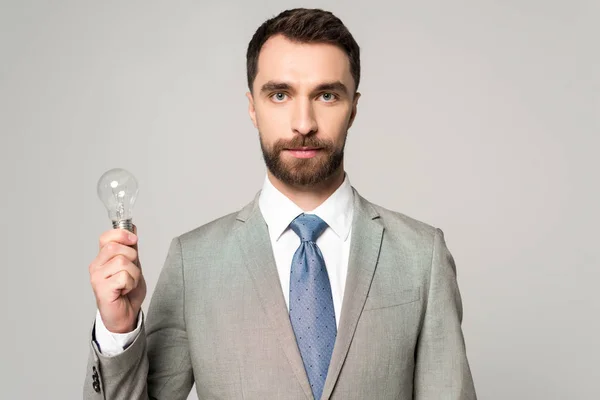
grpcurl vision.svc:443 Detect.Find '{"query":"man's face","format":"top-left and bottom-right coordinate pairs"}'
top-left (247, 34), bottom-right (360, 187)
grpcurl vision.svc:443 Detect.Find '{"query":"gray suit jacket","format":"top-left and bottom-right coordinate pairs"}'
top-left (84, 188), bottom-right (477, 399)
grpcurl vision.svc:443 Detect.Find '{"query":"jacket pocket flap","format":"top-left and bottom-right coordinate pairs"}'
top-left (363, 287), bottom-right (421, 311)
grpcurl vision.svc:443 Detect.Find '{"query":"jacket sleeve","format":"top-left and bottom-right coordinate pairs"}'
top-left (413, 228), bottom-right (477, 399)
top-left (83, 237), bottom-right (194, 400)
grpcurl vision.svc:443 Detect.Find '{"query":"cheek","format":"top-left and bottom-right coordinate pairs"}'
top-left (256, 105), bottom-right (288, 135)
top-left (315, 107), bottom-right (351, 141)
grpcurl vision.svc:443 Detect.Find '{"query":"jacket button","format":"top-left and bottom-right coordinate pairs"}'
top-left (93, 381), bottom-right (101, 393)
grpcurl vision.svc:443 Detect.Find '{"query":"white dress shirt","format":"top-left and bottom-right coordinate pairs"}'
top-left (94, 173), bottom-right (354, 356)
top-left (258, 173), bottom-right (354, 328)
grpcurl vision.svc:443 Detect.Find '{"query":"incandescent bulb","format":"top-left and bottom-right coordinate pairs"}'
top-left (97, 168), bottom-right (138, 232)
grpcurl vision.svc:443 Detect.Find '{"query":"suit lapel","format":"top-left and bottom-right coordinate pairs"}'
top-left (234, 192), bottom-right (314, 400)
top-left (321, 188), bottom-right (384, 400)
top-left (233, 188), bottom-right (383, 400)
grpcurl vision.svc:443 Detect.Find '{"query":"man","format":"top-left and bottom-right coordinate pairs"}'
top-left (85, 8), bottom-right (477, 400)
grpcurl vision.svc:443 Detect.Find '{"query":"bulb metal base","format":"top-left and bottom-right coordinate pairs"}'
top-left (113, 219), bottom-right (134, 232)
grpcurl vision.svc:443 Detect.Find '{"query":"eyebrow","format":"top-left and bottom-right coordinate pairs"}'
top-left (260, 81), bottom-right (292, 93)
top-left (260, 80), bottom-right (350, 96)
top-left (313, 81), bottom-right (349, 94)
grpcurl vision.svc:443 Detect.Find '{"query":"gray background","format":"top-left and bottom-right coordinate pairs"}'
top-left (1, 0), bottom-right (598, 399)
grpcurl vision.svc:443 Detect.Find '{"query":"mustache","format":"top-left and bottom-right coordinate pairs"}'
top-left (271, 136), bottom-right (334, 152)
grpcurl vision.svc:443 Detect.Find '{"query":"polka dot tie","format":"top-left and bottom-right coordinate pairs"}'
top-left (289, 213), bottom-right (337, 400)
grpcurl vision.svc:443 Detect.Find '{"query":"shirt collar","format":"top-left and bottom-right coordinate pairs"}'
top-left (258, 173), bottom-right (354, 242)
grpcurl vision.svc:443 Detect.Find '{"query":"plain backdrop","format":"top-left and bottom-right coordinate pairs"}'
top-left (1, 0), bottom-right (598, 399)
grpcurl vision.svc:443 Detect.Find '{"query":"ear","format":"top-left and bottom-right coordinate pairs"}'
top-left (347, 92), bottom-right (361, 129)
top-left (246, 91), bottom-right (258, 129)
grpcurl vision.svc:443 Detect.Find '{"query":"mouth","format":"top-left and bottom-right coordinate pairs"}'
top-left (284, 147), bottom-right (322, 159)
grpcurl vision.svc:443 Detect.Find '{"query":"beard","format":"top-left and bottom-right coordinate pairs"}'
top-left (259, 133), bottom-right (346, 187)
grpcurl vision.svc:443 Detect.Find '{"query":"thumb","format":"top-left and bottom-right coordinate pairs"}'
top-left (131, 224), bottom-right (141, 269)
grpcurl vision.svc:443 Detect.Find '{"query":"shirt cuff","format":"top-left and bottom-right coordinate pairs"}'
top-left (94, 309), bottom-right (143, 357)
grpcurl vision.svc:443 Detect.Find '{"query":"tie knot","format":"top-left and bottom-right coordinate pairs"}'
top-left (289, 214), bottom-right (328, 242)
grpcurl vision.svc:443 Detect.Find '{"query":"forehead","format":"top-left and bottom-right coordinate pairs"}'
top-left (255, 34), bottom-right (354, 91)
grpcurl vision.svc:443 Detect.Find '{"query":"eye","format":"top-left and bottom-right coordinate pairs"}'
top-left (271, 92), bottom-right (287, 102)
top-left (319, 93), bottom-right (337, 102)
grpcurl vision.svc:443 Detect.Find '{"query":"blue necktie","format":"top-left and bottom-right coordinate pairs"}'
top-left (289, 213), bottom-right (337, 400)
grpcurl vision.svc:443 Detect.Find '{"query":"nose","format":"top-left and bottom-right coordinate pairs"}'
top-left (291, 97), bottom-right (318, 136)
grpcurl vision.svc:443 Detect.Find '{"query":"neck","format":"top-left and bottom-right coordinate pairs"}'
top-left (267, 167), bottom-right (346, 212)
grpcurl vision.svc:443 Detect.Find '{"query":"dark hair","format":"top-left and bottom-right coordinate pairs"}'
top-left (246, 8), bottom-right (360, 93)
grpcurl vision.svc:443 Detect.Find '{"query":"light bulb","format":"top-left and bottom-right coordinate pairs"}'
top-left (97, 168), bottom-right (139, 232)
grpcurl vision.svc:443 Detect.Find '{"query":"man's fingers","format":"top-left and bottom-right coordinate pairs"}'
top-left (99, 228), bottom-right (137, 250)
top-left (108, 270), bottom-right (136, 295)
top-left (130, 225), bottom-right (141, 268)
top-left (91, 256), bottom-right (141, 291)
top-left (93, 242), bottom-right (138, 269)
top-left (101, 256), bottom-right (140, 280)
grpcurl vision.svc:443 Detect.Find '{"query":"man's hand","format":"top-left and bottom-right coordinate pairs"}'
top-left (89, 226), bottom-right (147, 333)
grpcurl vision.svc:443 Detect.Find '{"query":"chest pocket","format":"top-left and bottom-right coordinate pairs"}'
top-left (363, 287), bottom-right (421, 311)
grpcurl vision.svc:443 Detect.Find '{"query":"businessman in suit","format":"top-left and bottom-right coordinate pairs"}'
top-left (85, 8), bottom-right (477, 399)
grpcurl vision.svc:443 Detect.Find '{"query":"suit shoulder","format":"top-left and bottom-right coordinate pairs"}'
top-left (369, 201), bottom-right (438, 242)
top-left (176, 210), bottom-right (240, 247)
